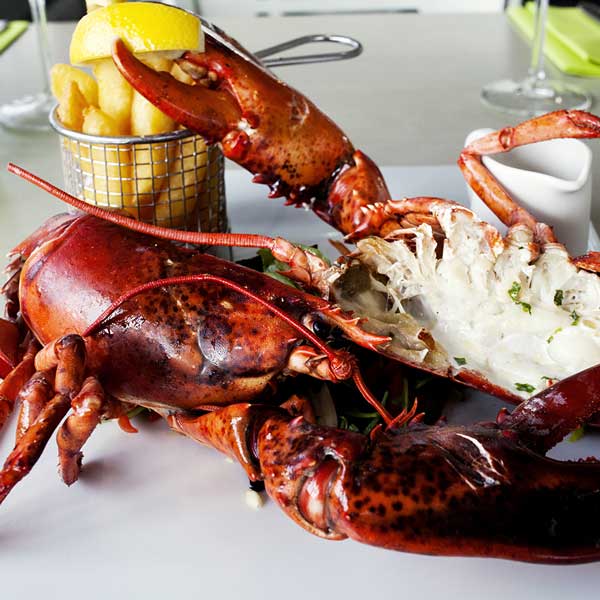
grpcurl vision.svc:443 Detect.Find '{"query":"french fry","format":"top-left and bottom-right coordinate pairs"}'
top-left (92, 59), bottom-right (133, 135)
top-left (154, 136), bottom-right (208, 228)
top-left (50, 63), bottom-right (98, 106)
top-left (81, 106), bottom-right (135, 214)
top-left (56, 80), bottom-right (88, 132)
top-left (138, 54), bottom-right (173, 73)
top-left (130, 90), bottom-right (177, 211)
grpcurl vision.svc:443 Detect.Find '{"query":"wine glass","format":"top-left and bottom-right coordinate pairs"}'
top-left (481, 0), bottom-right (591, 116)
top-left (0, 0), bottom-right (53, 131)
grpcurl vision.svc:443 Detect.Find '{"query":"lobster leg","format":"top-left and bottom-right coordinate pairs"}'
top-left (458, 110), bottom-right (600, 241)
top-left (0, 339), bottom-right (38, 433)
top-left (56, 376), bottom-right (105, 486)
top-left (0, 335), bottom-right (85, 504)
top-left (15, 370), bottom-right (54, 442)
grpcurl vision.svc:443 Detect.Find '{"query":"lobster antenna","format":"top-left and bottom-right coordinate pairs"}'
top-left (82, 274), bottom-right (390, 423)
top-left (7, 163), bottom-right (274, 250)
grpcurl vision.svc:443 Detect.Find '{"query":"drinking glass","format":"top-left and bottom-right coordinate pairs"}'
top-left (481, 0), bottom-right (591, 116)
top-left (0, 0), bottom-right (53, 131)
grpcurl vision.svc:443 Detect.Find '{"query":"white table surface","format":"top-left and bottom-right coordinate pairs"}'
top-left (2, 12), bottom-right (600, 600)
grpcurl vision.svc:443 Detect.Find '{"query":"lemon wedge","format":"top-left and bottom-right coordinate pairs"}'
top-left (70, 2), bottom-right (203, 65)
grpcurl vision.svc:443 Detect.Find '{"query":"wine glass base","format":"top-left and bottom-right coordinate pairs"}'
top-left (481, 78), bottom-right (592, 117)
top-left (0, 92), bottom-right (54, 132)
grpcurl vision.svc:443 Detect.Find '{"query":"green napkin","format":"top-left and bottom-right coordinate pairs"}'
top-left (0, 21), bottom-right (28, 54)
top-left (542, 5), bottom-right (600, 65)
top-left (508, 5), bottom-right (600, 77)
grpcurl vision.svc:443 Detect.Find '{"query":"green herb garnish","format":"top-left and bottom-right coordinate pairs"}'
top-left (570, 310), bottom-right (581, 326)
top-left (454, 357), bottom-right (467, 366)
top-left (554, 290), bottom-right (564, 306)
top-left (508, 281), bottom-right (532, 314)
top-left (508, 281), bottom-right (521, 302)
top-left (257, 248), bottom-right (299, 289)
top-left (296, 243), bottom-right (331, 266)
top-left (568, 425), bottom-right (585, 443)
top-left (547, 327), bottom-right (562, 343)
top-left (520, 302), bottom-right (532, 315)
top-left (515, 382), bottom-right (535, 393)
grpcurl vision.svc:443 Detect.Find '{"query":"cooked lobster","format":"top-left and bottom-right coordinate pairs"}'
top-left (2, 23), bottom-right (600, 563)
top-left (1, 196), bottom-right (600, 563)
top-left (111, 35), bottom-right (600, 403)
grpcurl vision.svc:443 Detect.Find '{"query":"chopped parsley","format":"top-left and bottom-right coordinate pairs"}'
top-left (515, 382), bottom-right (535, 394)
top-left (454, 357), bottom-right (467, 366)
top-left (547, 327), bottom-right (562, 343)
top-left (508, 282), bottom-right (521, 302)
top-left (508, 281), bottom-right (532, 314)
top-left (554, 289), bottom-right (564, 306)
top-left (568, 426), bottom-right (585, 443)
top-left (570, 310), bottom-right (580, 326)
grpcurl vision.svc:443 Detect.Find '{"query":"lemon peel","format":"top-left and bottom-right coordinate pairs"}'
top-left (70, 2), bottom-right (203, 65)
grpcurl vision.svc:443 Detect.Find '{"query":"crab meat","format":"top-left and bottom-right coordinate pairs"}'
top-left (329, 206), bottom-right (600, 399)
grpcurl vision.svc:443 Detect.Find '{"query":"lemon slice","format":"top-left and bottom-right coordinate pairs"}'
top-left (70, 2), bottom-right (203, 65)
top-left (85, 0), bottom-right (126, 13)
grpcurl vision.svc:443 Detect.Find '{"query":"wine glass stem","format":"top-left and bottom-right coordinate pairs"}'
top-left (28, 0), bottom-right (51, 95)
top-left (528, 0), bottom-right (548, 84)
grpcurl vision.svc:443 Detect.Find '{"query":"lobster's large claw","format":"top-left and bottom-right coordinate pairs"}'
top-left (112, 39), bottom-right (241, 141)
top-left (256, 364), bottom-right (600, 563)
top-left (112, 36), bottom-right (354, 204)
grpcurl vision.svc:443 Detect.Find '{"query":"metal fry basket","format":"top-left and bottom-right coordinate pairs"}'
top-left (50, 107), bottom-right (228, 233)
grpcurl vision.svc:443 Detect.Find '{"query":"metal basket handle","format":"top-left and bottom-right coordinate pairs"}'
top-left (255, 34), bottom-right (362, 67)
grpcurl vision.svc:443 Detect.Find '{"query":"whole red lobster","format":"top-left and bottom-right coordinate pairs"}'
top-left (2, 190), bottom-right (600, 563)
top-left (2, 23), bottom-right (600, 562)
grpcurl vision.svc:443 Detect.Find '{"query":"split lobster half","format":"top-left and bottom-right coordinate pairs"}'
top-left (2, 25), bottom-right (600, 563)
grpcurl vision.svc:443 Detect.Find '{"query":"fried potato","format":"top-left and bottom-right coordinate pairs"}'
top-left (154, 136), bottom-right (208, 228)
top-left (130, 90), bottom-right (177, 208)
top-left (56, 80), bottom-right (88, 131)
top-left (80, 106), bottom-right (135, 212)
top-left (92, 59), bottom-right (133, 135)
top-left (137, 54), bottom-right (173, 73)
top-left (50, 63), bottom-right (98, 106)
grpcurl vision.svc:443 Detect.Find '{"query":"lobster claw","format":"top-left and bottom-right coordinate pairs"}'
top-left (256, 364), bottom-right (600, 562)
top-left (112, 36), bottom-right (355, 203)
top-left (112, 39), bottom-right (241, 143)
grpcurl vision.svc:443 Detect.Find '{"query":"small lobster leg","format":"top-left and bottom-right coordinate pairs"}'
top-left (0, 335), bottom-right (85, 504)
top-left (15, 370), bottom-right (54, 442)
top-left (0, 339), bottom-right (39, 432)
top-left (56, 376), bottom-right (105, 486)
top-left (458, 110), bottom-right (600, 243)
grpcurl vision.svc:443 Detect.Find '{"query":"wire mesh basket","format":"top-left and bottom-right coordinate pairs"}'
top-left (50, 107), bottom-right (228, 233)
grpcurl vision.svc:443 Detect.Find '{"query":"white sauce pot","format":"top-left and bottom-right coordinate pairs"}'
top-left (465, 128), bottom-right (592, 256)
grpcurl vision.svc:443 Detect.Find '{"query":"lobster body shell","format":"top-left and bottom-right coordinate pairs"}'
top-left (14, 214), bottom-right (323, 410)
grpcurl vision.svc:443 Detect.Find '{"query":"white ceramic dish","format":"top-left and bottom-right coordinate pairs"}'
top-left (464, 129), bottom-right (592, 256)
top-left (1, 166), bottom-right (599, 600)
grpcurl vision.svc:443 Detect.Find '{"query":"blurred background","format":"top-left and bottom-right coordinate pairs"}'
top-left (2, 0), bottom-right (598, 20)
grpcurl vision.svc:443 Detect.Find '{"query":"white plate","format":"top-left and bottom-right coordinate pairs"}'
top-left (2, 166), bottom-right (600, 599)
